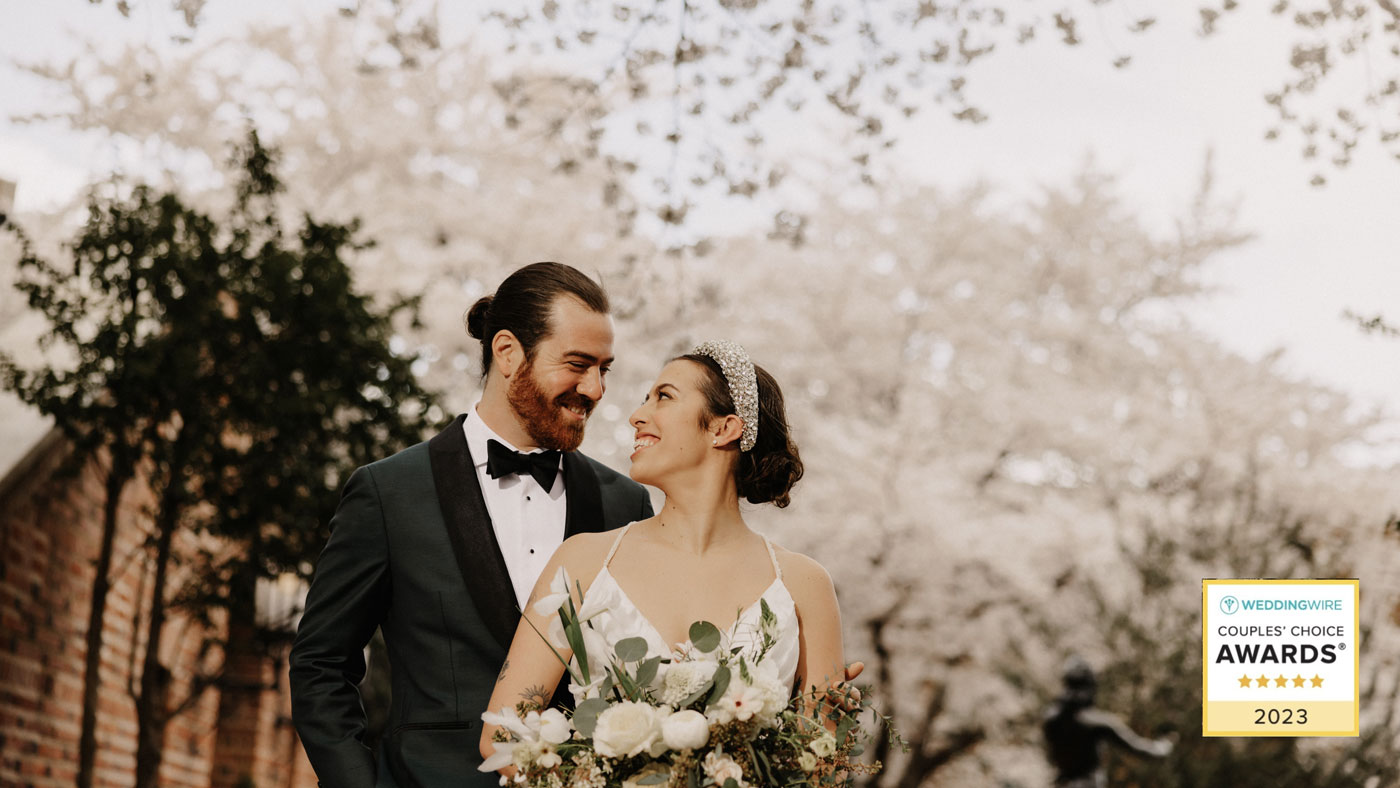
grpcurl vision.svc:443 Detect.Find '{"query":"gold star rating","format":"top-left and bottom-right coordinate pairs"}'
top-left (1237, 672), bottom-right (1327, 689)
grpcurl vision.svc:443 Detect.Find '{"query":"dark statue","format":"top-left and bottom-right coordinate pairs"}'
top-left (1043, 656), bottom-right (1173, 787)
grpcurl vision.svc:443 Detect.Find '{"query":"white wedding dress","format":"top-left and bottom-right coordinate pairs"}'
top-left (570, 523), bottom-right (801, 701)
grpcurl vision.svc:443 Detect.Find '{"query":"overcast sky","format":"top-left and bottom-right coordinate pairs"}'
top-left (1, 1), bottom-right (1396, 459)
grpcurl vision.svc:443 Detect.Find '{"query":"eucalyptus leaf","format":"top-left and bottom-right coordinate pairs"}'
top-left (836, 715), bottom-right (855, 743)
top-left (636, 771), bottom-right (670, 785)
top-left (723, 779), bottom-right (738, 788)
top-left (678, 678), bottom-right (714, 709)
top-left (707, 664), bottom-right (731, 705)
top-left (689, 620), bottom-right (721, 653)
top-left (572, 698), bottom-right (609, 738)
top-left (614, 636), bottom-right (650, 662)
top-left (635, 655), bottom-right (661, 687)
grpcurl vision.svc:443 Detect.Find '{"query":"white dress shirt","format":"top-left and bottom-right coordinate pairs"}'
top-left (463, 405), bottom-right (568, 611)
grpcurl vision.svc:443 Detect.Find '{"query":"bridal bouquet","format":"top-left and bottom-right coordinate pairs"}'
top-left (480, 569), bottom-right (885, 788)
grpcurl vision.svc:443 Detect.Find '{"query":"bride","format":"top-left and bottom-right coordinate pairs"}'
top-left (481, 341), bottom-right (850, 769)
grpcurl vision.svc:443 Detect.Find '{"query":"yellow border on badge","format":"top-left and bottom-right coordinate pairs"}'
top-left (1201, 579), bottom-right (1359, 737)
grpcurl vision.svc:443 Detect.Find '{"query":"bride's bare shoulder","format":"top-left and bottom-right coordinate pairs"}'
top-left (554, 530), bottom-right (620, 570)
top-left (528, 530), bottom-right (624, 605)
top-left (771, 544), bottom-right (837, 602)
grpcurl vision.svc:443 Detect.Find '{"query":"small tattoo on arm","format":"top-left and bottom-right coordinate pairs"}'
top-left (519, 684), bottom-right (550, 711)
top-left (496, 658), bottom-right (510, 683)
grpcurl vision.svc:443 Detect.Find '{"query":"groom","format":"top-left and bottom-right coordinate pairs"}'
top-left (289, 262), bottom-right (654, 788)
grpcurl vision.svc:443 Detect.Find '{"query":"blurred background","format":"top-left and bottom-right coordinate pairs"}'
top-left (1, 1), bottom-right (1398, 787)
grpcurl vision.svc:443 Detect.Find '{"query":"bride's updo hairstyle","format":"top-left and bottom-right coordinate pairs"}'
top-left (676, 353), bottom-right (804, 508)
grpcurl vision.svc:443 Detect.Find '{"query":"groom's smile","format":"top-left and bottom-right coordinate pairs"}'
top-left (504, 295), bottom-right (614, 452)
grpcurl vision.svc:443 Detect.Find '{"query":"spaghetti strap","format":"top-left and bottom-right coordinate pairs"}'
top-left (762, 536), bottom-right (782, 580)
top-left (602, 523), bottom-right (632, 568)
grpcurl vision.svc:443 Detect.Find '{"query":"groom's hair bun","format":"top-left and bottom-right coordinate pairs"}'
top-left (464, 263), bottom-right (610, 376)
top-left (679, 355), bottom-right (804, 508)
top-left (465, 295), bottom-right (493, 340)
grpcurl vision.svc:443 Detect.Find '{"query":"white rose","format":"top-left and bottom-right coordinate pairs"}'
top-left (660, 709), bottom-right (710, 751)
top-left (797, 751), bottom-right (818, 772)
top-left (702, 751), bottom-right (747, 787)
top-left (810, 732), bottom-right (837, 758)
top-left (592, 701), bottom-right (661, 759)
top-left (538, 708), bottom-right (572, 745)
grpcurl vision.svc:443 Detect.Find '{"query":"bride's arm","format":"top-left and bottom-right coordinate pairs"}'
top-left (783, 551), bottom-right (846, 725)
top-left (478, 534), bottom-right (606, 771)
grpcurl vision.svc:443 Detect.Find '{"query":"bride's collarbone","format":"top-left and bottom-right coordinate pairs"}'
top-left (604, 559), bottom-right (781, 636)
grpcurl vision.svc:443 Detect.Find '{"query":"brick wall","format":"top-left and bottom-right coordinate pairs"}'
top-left (0, 434), bottom-right (317, 788)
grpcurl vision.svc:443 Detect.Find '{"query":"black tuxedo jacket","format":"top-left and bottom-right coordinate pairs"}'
top-left (289, 415), bottom-right (653, 788)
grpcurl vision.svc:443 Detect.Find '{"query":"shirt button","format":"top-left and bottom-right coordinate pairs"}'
top-left (529, 549), bottom-right (535, 554)
top-left (526, 495), bottom-right (531, 501)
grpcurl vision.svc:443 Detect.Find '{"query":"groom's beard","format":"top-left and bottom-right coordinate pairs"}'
top-left (507, 358), bottom-right (593, 452)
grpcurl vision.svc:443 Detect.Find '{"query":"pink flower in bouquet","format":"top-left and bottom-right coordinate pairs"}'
top-left (702, 751), bottom-right (747, 788)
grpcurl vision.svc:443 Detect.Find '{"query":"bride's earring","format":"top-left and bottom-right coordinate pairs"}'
top-left (712, 438), bottom-right (718, 446)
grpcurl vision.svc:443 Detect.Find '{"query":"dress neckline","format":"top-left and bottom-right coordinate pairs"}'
top-left (593, 565), bottom-right (787, 651)
top-left (592, 522), bottom-right (789, 650)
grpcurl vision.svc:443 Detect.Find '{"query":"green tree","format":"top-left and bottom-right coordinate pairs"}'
top-left (0, 131), bottom-right (437, 788)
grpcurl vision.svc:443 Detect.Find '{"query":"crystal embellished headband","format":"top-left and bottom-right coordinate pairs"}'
top-left (691, 340), bottom-right (759, 452)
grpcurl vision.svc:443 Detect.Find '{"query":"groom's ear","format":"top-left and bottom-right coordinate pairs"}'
top-left (711, 414), bottom-right (745, 449)
top-left (492, 330), bottom-right (524, 377)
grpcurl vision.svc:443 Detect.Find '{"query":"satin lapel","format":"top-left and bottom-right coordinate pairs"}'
top-left (562, 452), bottom-right (605, 538)
top-left (428, 415), bottom-right (518, 651)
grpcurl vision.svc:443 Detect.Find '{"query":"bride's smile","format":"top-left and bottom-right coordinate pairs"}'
top-left (626, 360), bottom-right (745, 489)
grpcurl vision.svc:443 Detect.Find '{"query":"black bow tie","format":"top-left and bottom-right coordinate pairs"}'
top-left (485, 439), bottom-right (562, 492)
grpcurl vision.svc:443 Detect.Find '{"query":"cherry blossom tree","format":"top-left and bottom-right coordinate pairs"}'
top-left (67, 0), bottom-right (1400, 239)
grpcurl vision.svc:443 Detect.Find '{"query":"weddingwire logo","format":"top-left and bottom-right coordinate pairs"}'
top-left (1220, 596), bottom-right (1239, 615)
